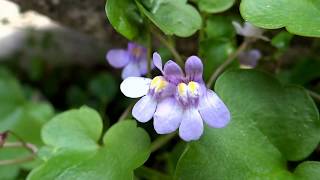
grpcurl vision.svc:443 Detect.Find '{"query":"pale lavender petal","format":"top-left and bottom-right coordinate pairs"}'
top-left (238, 49), bottom-right (262, 68)
top-left (179, 108), bottom-right (204, 141)
top-left (153, 52), bottom-right (163, 72)
top-left (120, 77), bottom-right (151, 98)
top-left (154, 97), bottom-right (183, 134)
top-left (128, 42), bottom-right (145, 53)
top-left (242, 22), bottom-right (265, 38)
top-left (232, 21), bottom-right (243, 35)
top-left (121, 62), bottom-right (141, 79)
top-left (185, 56), bottom-right (203, 82)
top-left (132, 95), bottom-right (157, 123)
top-left (106, 49), bottom-right (130, 68)
top-left (163, 60), bottom-right (184, 84)
top-left (199, 90), bottom-right (230, 128)
top-left (138, 57), bottom-right (148, 75)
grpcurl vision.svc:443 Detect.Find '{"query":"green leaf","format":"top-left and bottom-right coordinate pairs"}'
top-left (240, 0), bottom-right (320, 37)
top-left (136, 0), bottom-right (202, 37)
top-left (271, 31), bottom-right (294, 50)
top-left (204, 15), bottom-right (236, 40)
top-left (175, 70), bottom-right (320, 179)
top-left (106, 0), bottom-right (142, 39)
top-left (198, 0), bottom-right (235, 13)
top-left (201, 39), bottom-right (235, 80)
top-left (294, 161), bottom-right (320, 180)
top-left (0, 68), bottom-right (54, 179)
top-left (28, 107), bottom-right (151, 180)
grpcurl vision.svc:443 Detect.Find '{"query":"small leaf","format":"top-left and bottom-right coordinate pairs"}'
top-left (294, 161), bottom-right (320, 179)
top-left (271, 31), bottom-right (294, 50)
top-left (136, 0), bottom-right (202, 37)
top-left (28, 107), bottom-right (151, 180)
top-left (240, 0), bottom-right (320, 37)
top-left (106, 0), bottom-right (142, 39)
top-left (198, 0), bottom-right (235, 13)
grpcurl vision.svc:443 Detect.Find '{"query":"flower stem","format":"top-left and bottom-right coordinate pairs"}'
top-left (206, 38), bottom-right (252, 88)
top-left (0, 131), bottom-right (38, 165)
top-left (117, 102), bottom-right (135, 122)
top-left (151, 28), bottom-right (184, 66)
top-left (308, 90), bottom-right (320, 102)
top-left (150, 132), bottom-right (177, 153)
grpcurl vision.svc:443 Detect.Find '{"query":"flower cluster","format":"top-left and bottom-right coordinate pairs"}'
top-left (121, 53), bottom-right (230, 141)
top-left (106, 42), bottom-right (150, 79)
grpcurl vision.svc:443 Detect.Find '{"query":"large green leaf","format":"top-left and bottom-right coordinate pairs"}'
top-left (0, 68), bottom-right (54, 179)
top-left (27, 107), bottom-right (151, 180)
top-left (240, 0), bottom-right (320, 37)
top-left (198, 0), bottom-right (235, 13)
top-left (136, 0), bottom-right (202, 37)
top-left (175, 70), bottom-right (320, 179)
top-left (106, 0), bottom-right (142, 39)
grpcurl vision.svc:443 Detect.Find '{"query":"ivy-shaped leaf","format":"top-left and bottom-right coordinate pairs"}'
top-left (106, 0), bottom-right (143, 39)
top-left (240, 0), bottom-right (320, 37)
top-left (27, 107), bottom-right (151, 180)
top-left (175, 70), bottom-right (320, 179)
top-left (198, 0), bottom-right (235, 13)
top-left (0, 68), bottom-right (54, 179)
top-left (136, 0), bottom-right (202, 37)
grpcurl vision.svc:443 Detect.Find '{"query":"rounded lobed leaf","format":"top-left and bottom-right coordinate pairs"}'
top-left (240, 0), bottom-right (320, 37)
top-left (41, 106), bottom-right (103, 151)
top-left (175, 70), bottom-right (320, 179)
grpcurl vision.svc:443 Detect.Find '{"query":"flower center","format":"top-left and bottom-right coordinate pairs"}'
top-left (132, 47), bottom-right (142, 58)
top-left (150, 76), bottom-right (168, 93)
top-left (177, 81), bottom-right (201, 106)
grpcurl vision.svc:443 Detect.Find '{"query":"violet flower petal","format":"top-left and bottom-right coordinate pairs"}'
top-left (238, 49), bottom-right (262, 68)
top-left (164, 60), bottom-right (184, 84)
top-left (185, 56), bottom-right (203, 82)
top-left (138, 57), bottom-right (148, 75)
top-left (121, 62), bottom-right (141, 79)
top-left (153, 52), bottom-right (163, 72)
top-left (120, 77), bottom-right (151, 98)
top-left (106, 49), bottom-right (130, 68)
top-left (154, 97), bottom-right (183, 134)
top-left (179, 108), bottom-right (204, 141)
top-left (132, 95), bottom-right (157, 123)
top-left (199, 90), bottom-right (230, 128)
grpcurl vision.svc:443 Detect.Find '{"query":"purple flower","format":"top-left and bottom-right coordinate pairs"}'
top-left (121, 53), bottom-right (231, 141)
top-left (238, 49), bottom-right (262, 69)
top-left (106, 42), bottom-right (149, 79)
top-left (232, 21), bottom-right (269, 41)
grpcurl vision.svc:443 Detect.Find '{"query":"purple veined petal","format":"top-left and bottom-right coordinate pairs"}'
top-left (163, 60), bottom-right (184, 84)
top-left (179, 108), bottom-right (204, 141)
top-left (132, 95), bottom-right (157, 123)
top-left (120, 77), bottom-right (151, 98)
top-left (153, 52), bottom-right (163, 72)
top-left (121, 62), bottom-right (141, 79)
top-left (198, 90), bottom-right (230, 128)
top-left (185, 56), bottom-right (203, 82)
top-left (106, 49), bottom-right (130, 68)
top-left (154, 97), bottom-right (183, 134)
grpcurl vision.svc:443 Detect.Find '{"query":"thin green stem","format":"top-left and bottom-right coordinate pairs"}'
top-left (206, 38), bottom-right (252, 88)
top-left (0, 154), bottom-right (34, 165)
top-left (151, 28), bottom-right (184, 66)
top-left (150, 132), bottom-right (177, 153)
top-left (308, 90), bottom-right (320, 102)
top-left (117, 102), bottom-right (135, 122)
